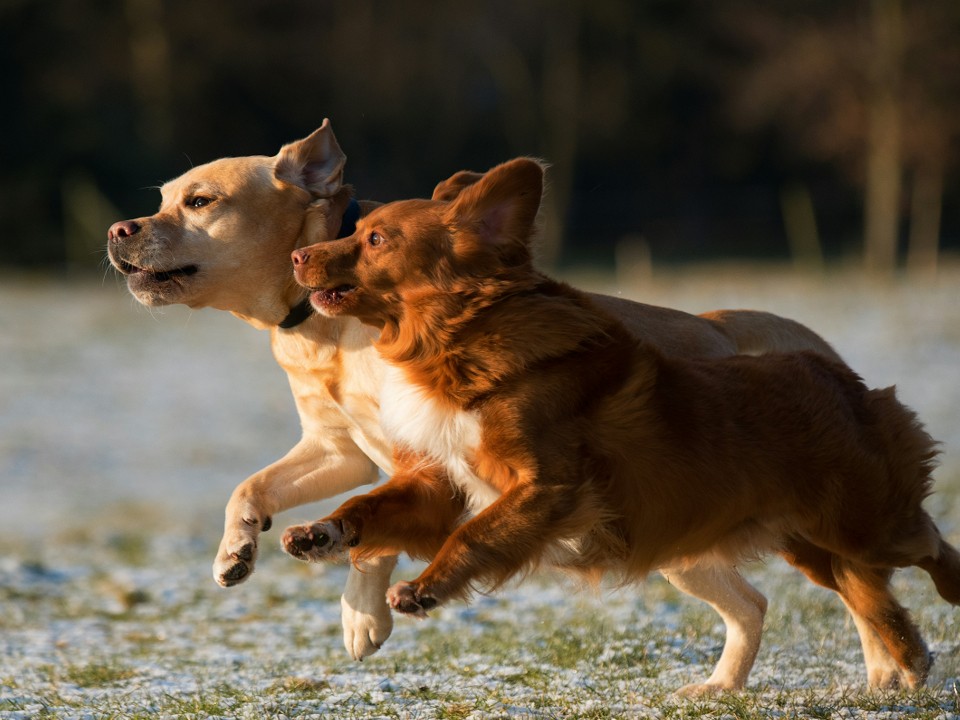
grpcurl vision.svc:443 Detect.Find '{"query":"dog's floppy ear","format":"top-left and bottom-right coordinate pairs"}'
top-left (274, 118), bottom-right (346, 197)
top-left (432, 170), bottom-right (485, 202)
top-left (445, 158), bottom-right (544, 251)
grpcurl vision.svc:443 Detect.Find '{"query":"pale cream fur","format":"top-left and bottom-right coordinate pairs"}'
top-left (107, 121), bottom-right (399, 659)
top-left (108, 122), bottom-right (905, 691)
top-left (379, 365), bottom-right (496, 517)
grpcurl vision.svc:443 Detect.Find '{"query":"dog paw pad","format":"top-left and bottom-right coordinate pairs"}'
top-left (220, 562), bottom-right (250, 585)
top-left (233, 543), bottom-right (254, 562)
top-left (282, 528), bottom-right (317, 557)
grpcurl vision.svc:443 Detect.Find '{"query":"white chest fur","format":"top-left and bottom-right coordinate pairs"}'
top-left (379, 364), bottom-right (501, 516)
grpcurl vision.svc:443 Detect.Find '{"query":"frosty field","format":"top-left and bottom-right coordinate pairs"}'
top-left (1, 264), bottom-right (959, 719)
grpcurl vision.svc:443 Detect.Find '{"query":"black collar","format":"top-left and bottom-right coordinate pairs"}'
top-left (279, 198), bottom-right (362, 330)
top-left (278, 298), bottom-right (314, 329)
top-left (337, 197), bottom-right (361, 238)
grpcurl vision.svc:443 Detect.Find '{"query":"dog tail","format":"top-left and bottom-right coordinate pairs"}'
top-left (868, 385), bottom-right (939, 506)
top-left (701, 309), bottom-right (844, 362)
top-left (868, 387), bottom-right (960, 605)
top-left (919, 537), bottom-right (960, 605)
top-left (861, 385), bottom-right (953, 580)
top-left (871, 388), bottom-right (960, 605)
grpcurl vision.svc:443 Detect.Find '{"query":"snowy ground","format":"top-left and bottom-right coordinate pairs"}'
top-left (1, 264), bottom-right (959, 718)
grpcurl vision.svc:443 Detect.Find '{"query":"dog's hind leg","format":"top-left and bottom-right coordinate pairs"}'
top-left (661, 563), bottom-right (767, 696)
top-left (838, 597), bottom-right (908, 689)
top-left (831, 557), bottom-right (931, 688)
top-left (780, 538), bottom-right (911, 689)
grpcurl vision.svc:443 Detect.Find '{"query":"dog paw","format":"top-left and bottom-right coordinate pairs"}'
top-left (281, 519), bottom-right (357, 562)
top-left (876, 650), bottom-right (932, 691)
top-left (386, 581), bottom-right (438, 619)
top-left (342, 593), bottom-right (393, 660)
top-left (867, 668), bottom-right (904, 690)
top-left (213, 515), bottom-right (272, 587)
top-left (674, 682), bottom-right (732, 698)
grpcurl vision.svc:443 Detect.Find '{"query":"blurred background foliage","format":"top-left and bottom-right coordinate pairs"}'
top-left (2, 0), bottom-right (958, 275)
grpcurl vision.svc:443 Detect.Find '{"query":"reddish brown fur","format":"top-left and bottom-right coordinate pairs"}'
top-left (286, 158), bottom-right (960, 686)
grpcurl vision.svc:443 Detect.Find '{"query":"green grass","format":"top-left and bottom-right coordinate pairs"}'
top-left (59, 662), bottom-right (139, 687)
top-left (3, 555), bottom-right (960, 720)
top-left (3, 470), bottom-right (960, 720)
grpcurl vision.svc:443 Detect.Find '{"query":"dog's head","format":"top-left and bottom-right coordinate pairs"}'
top-left (107, 119), bottom-right (347, 324)
top-left (292, 157), bottom-right (544, 328)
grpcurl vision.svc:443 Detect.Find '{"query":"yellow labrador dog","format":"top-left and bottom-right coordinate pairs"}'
top-left (107, 121), bottom-right (910, 693)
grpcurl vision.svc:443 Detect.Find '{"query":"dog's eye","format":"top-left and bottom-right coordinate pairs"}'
top-left (186, 196), bottom-right (213, 209)
top-left (368, 232), bottom-right (383, 247)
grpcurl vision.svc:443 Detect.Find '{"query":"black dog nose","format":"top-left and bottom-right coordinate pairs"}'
top-left (108, 220), bottom-right (141, 242)
top-left (291, 248), bottom-right (310, 266)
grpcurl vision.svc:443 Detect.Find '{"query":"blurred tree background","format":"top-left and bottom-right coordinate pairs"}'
top-left (2, 0), bottom-right (958, 275)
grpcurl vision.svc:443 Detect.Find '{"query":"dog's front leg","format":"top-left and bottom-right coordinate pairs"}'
top-left (341, 554), bottom-right (398, 660)
top-left (281, 462), bottom-right (464, 566)
top-left (386, 483), bottom-right (575, 617)
top-left (214, 428), bottom-right (381, 587)
top-left (217, 429), bottom-right (399, 660)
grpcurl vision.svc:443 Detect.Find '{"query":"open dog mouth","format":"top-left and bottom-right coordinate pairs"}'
top-left (310, 284), bottom-right (357, 310)
top-left (116, 258), bottom-right (199, 283)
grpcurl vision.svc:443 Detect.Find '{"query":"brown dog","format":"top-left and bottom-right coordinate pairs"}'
top-left (283, 157), bottom-right (960, 691)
